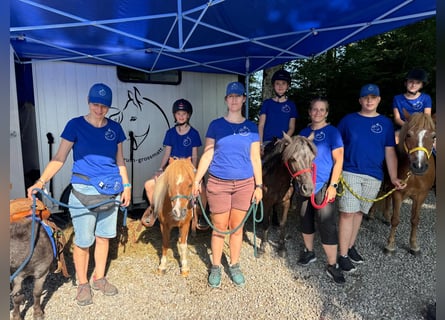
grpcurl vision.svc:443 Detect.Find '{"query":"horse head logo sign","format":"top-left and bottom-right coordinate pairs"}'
top-left (108, 86), bottom-right (170, 163)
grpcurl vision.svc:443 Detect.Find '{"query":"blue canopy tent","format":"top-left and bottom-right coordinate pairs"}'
top-left (11, 0), bottom-right (436, 75)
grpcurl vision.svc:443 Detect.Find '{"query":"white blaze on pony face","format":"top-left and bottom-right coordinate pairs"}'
top-left (417, 129), bottom-right (427, 158)
top-left (171, 173), bottom-right (187, 219)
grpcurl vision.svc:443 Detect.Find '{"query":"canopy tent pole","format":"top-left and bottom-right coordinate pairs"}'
top-left (244, 57), bottom-right (250, 119)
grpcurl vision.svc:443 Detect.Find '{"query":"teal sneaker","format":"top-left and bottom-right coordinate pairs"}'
top-left (208, 265), bottom-right (222, 288)
top-left (229, 263), bottom-right (245, 287)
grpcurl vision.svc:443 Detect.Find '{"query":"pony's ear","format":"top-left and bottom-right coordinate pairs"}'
top-left (283, 132), bottom-right (292, 144)
top-left (186, 156), bottom-right (192, 163)
top-left (168, 157), bottom-right (175, 164)
top-left (307, 131), bottom-right (315, 141)
top-left (402, 108), bottom-right (411, 122)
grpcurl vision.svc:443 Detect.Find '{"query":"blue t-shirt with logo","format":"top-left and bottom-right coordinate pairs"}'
top-left (337, 112), bottom-right (395, 181)
top-left (260, 98), bottom-right (298, 141)
top-left (61, 116), bottom-right (126, 184)
top-left (206, 117), bottom-right (259, 180)
top-left (392, 92), bottom-right (432, 122)
top-left (163, 126), bottom-right (202, 158)
top-left (299, 124), bottom-right (343, 194)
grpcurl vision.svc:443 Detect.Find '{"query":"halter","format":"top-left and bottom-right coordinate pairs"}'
top-left (170, 194), bottom-right (193, 202)
top-left (404, 143), bottom-right (433, 159)
top-left (284, 160), bottom-right (313, 179)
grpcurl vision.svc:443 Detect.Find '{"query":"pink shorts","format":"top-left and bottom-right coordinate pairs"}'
top-left (206, 175), bottom-right (254, 213)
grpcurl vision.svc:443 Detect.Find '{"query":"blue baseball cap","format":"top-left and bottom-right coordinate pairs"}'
top-left (88, 83), bottom-right (112, 107)
top-left (360, 84), bottom-right (380, 97)
top-left (226, 82), bottom-right (245, 96)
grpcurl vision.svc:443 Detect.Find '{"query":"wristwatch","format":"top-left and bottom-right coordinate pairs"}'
top-left (330, 183), bottom-right (338, 189)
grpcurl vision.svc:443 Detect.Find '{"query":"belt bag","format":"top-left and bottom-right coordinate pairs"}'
top-left (71, 188), bottom-right (118, 212)
top-left (74, 173), bottom-right (124, 195)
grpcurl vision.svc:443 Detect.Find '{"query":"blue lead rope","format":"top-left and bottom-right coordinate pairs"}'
top-left (10, 188), bottom-right (127, 283)
top-left (195, 196), bottom-right (264, 257)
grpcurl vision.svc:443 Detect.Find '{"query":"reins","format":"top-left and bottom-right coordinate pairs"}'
top-left (194, 195), bottom-right (264, 257)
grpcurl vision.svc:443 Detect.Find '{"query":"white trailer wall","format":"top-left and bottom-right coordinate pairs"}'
top-left (10, 46), bottom-right (25, 199)
top-left (31, 61), bottom-right (236, 208)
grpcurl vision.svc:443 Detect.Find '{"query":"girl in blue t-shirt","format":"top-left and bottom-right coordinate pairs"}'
top-left (392, 68), bottom-right (432, 143)
top-left (258, 69), bottom-right (298, 155)
top-left (141, 99), bottom-right (202, 227)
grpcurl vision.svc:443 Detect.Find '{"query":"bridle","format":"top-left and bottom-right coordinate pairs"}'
top-left (404, 143), bottom-right (433, 159)
top-left (284, 160), bottom-right (314, 179)
top-left (170, 194), bottom-right (193, 202)
top-left (285, 159), bottom-right (332, 209)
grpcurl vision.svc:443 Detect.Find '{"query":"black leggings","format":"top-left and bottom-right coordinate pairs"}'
top-left (298, 184), bottom-right (338, 245)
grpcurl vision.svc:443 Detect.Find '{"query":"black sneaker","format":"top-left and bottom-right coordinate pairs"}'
top-left (348, 246), bottom-right (364, 264)
top-left (338, 256), bottom-right (356, 273)
top-left (326, 264), bottom-right (346, 285)
top-left (297, 248), bottom-right (317, 266)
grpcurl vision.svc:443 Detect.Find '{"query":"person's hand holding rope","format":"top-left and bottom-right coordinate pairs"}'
top-left (390, 175), bottom-right (408, 190)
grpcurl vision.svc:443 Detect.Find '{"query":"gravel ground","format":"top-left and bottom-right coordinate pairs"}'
top-left (11, 191), bottom-right (436, 320)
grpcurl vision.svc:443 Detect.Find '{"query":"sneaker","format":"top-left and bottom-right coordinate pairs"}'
top-left (326, 264), bottom-right (346, 285)
top-left (229, 263), bottom-right (246, 287)
top-left (348, 246), bottom-right (364, 264)
top-left (338, 256), bottom-right (356, 273)
top-left (76, 283), bottom-right (93, 306)
top-left (91, 277), bottom-right (118, 296)
top-left (297, 248), bottom-right (317, 266)
top-left (208, 265), bottom-right (222, 288)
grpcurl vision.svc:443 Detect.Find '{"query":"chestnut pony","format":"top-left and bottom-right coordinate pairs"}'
top-left (384, 112), bottom-right (436, 255)
top-left (260, 133), bottom-right (317, 257)
top-left (152, 157), bottom-right (195, 276)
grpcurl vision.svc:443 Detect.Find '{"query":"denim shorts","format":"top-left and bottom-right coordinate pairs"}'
top-left (69, 183), bottom-right (120, 248)
top-left (206, 175), bottom-right (254, 213)
top-left (338, 171), bottom-right (382, 214)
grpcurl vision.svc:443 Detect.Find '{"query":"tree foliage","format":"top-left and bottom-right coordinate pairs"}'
top-left (248, 17), bottom-right (436, 131)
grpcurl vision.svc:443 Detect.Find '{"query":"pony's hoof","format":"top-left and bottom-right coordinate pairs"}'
top-left (181, 270), bottom-right (190, 277)
top-left (383, 247), bottom-right (395, 256)
top-left (409, 248), bottom-right (421, 256)
top-left (157, 268), bottom-right (166, 275)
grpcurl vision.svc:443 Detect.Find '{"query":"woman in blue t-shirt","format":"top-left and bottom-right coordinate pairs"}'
top-left (192, 82), bottom-right (263, 288)
top-left (27, 83), bottom-right (131, 306)
top-left (297, 97), bottom-right (345, 285)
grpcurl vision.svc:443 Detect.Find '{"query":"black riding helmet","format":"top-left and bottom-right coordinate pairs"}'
top-left (172, 98), bottom-right (193, 125)
top-left (271, 69), bottom-right (291, 85)
top-left (172, 98), bottom-right (193, 116)
top-left (405, 68), bottom-right (428, 84)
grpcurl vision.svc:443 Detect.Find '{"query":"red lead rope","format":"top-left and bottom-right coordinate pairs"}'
top-left (284, 161), bottom-right (333, 209)
top-left (310, 163), bottom-right (334, 209)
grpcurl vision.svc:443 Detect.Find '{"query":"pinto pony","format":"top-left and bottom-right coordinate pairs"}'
top-left (260, 133), bottom-right (317, 257)
top-left (152, 157), bottom-right (195, 276)
top-left (384, 112), bottom-right (436, 255)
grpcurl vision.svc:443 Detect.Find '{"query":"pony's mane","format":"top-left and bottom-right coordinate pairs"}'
top-left (398, 113), bottom-right (435, 153)
top-left (282, 135), bottom-right (317, 162)
top-left (262, 139), bottom-right (287, 174)
top-left (152, 158), bottom-right (195, 213)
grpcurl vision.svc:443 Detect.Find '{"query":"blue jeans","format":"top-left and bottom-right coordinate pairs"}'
top-left (69, 183), bottom-right (120, 248)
